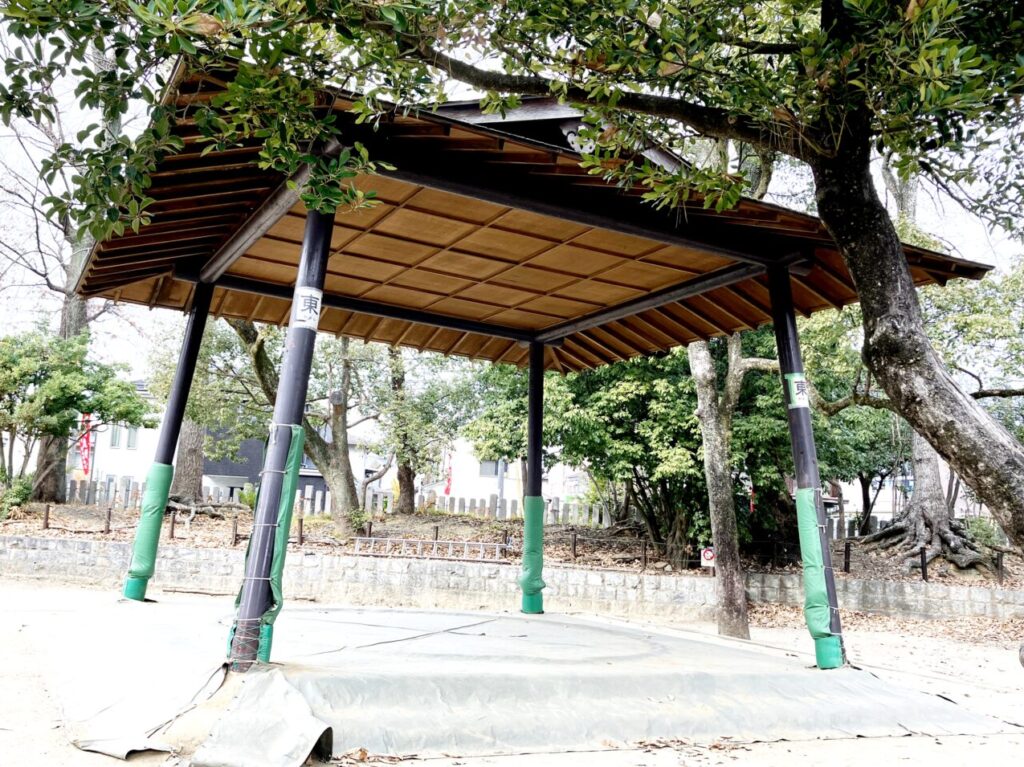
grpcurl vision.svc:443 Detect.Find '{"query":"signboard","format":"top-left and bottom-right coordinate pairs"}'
top-left (290, 286), bottom-right (323, 330)
top-left (785, 372), bottom-right (810, 410)
top-left (700, 547), bottom-right (716, 567)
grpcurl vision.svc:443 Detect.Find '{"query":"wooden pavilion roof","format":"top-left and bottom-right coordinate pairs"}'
top-left (78, 69), bottom-right (992, 372)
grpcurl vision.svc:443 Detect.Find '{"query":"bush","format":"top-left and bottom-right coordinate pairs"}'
top-left (238, 483), bottom-right (257, 510)
top-left (0, 475), bottom-right (34, 519)
top-left (965, 516), bottom-right (1003, 549)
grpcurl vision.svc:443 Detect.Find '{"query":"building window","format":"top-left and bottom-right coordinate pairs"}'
top-left (110, 424), bottom-right (122, 448)
top-left (126, 427), bottom-right (139, 449)
top-left (479, 460), bottom-right (499, 477)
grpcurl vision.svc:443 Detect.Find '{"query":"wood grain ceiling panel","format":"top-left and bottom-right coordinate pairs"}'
top-left (343, 232), bottom-right (438, 264)
top-left (491, 209), bottom-right (589, 241)
top-left (572, 228), bottom-right (660, 256)
top-left (417, 251), bottom-right (511, 279)
top-left (528, 245), bottom-right (624, 276)
top-left (389, 268), bottom-right (473, 294)
top-left (374, 208), bottom-right (477, 246)
top-left (455, 282), bottom-right (538, 307)
top-left (555, 279), bottom-right (644, 305)
top-left (599, 260), bottom-right (692, 290)
top-left (330, 253), bottom-right (405, 283)
top-left (495, 265), bottom-right (576, 292)
top-left (453, 228), bottom-right (552, 261)
top-left (405, 187), bottom-right (507, 223)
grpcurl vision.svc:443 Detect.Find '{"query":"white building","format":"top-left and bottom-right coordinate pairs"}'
top-left (419, 438), bottom-right (592, 507)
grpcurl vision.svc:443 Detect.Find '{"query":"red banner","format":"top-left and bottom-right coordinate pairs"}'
top-left (78, 414), bottom-right (92, 475)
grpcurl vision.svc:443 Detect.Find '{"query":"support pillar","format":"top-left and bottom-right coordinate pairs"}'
top-left (768, 266), bottom-right (845, 669)
top-left (228, 210), bottom-right (333, 669)
top-left (519, 342), bottom-right (545, 613)
top-left (123, 281), bottom-right (214, 601)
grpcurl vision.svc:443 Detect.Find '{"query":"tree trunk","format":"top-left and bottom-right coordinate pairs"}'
top-left (811, 135), bottom-right (1024, 551)
top-left (169, 418), bottom-right (205, 501)
top-left (857, 474), bottom-right (874, 535)
top-left (30, 435), bottom-right (67, 502)
top-left (228, 318), bottom-right (362, 524)
top-left (863, 431), bottom-right (986, 570)
top-left (688, 340), bottom-right (750, 639)
top-left (30, 232), bottom-right (93, 503)
top-left (396, 462), bottom-right (415, 514)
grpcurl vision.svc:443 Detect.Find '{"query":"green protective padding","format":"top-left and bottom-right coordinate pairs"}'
top-left (230, 424), bottom-right (305, 662)
top-left (123, 462), bottom-right (174, 601)
top-left (518, 495), bottom-right (545, 614)
top-left (795, 487), bottom-right (841, 669)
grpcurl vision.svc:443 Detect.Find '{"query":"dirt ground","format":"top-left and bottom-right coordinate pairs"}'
top-left (4, 501), bottom-right (1022, 589)
top-left (3, 581), bottom-right (1023, 767)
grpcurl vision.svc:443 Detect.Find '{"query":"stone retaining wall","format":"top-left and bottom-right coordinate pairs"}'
top-left (2, 535), bottom-right (1022, 622)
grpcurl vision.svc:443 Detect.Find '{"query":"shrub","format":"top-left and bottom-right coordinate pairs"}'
top-left (965, 516), bottom-right (1003, 549)
top-left (0, 475), bottom-right (34, 519)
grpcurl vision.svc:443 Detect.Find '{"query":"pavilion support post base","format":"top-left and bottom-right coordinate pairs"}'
top-left (769, 267), bottom-right (845, 670)
top-left (122, 282), bottom-right (213, 602)
top-left (519, 495), bottom-right (546, 614)
top-left (122, 462), bottom-right (175, 602)
top-left (518, 342), bottom-right (546, 615)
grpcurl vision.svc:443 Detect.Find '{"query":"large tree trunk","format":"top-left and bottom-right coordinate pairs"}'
top-left (811, 131), bottom-right (1024, 551)
top-left (31, 436), bottom-right (67, 503)
top-left (228, 319), bottom-right (361, 526)
top-left (863, 431), bottom-right (985, 570)
top-left (31, 236), bottom-right (92, 503)
top-left (396, 462), bottom-right (415, 514)
top-left (857, 474), bottom-right (874, 535)
top-left (688, 340), bottom-right (750, 639)
top-left (323, 461), bottom-right (359, 535)
top-left (169, 418), bottom-right (205, 500)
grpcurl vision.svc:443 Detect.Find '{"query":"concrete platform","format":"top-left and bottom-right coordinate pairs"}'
top-left (8, 584), bottom-right (1017, 767)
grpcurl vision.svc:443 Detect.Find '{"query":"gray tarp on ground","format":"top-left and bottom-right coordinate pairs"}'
top-left (185, 608), bottom-right (1015, 766)
top-left (18, 586), bottom-right (1016, 766)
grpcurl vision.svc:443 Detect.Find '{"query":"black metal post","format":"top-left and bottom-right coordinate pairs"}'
top-left (527, 343), bottom-right (544, 498)
top-left (229, 210), bottom-right (333, 669)
top-left (843, 541), bottom-right (852, 574)
top-left (768, 266), bottom-right (845, 669)
top-left (920, 548), bottom-right (929, 582)
top-left (520, 342), bottom-right (546, 613)
top-left (157, 282), bottom-right (215, 464)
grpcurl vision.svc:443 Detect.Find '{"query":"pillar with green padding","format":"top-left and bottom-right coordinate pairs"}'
top-left (768, 266), bottom-right (845, 669)
top-left (123, 281), bottom-right (214, 602)
top-left (228, 209), bottom-right (333, 670)
top-left (519, 342), bottom-right (546, 614)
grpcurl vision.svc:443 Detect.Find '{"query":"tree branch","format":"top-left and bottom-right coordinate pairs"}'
top-left (413, 46), bottom-right (812, 160)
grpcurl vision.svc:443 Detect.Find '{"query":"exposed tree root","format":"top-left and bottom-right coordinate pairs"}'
top-left (860, 432), bottom-right (992, 574)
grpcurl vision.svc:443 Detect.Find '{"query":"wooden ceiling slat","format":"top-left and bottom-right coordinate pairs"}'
top-left (585, 326), bottom-right (644, 359)
top-left (602, 320), bottom-right (665, 355)
top-left (791, 274), bottom-right (843, 309)
top-left (686, 294), bottom-right (754, 332)
top-left (643, 305), bottom-right (708, 342)
top-left (656, 304), bottom-right (717, 340)
top-left (556, 341), bottom-right (592, 370)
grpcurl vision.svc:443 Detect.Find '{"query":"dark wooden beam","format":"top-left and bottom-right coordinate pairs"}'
top-left (213, 274), bottom-right (535, 343)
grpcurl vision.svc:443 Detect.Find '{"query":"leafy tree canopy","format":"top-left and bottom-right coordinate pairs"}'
top-left (1, 1), bottom-right (1021, 235)
top-left (0, 330), bottom-right (153, 469)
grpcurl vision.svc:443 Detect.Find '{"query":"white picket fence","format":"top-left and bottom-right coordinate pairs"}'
top-left (66, 477), bottom-right (613, 528)
top-left (66, 478), bottom-right (143, 509)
